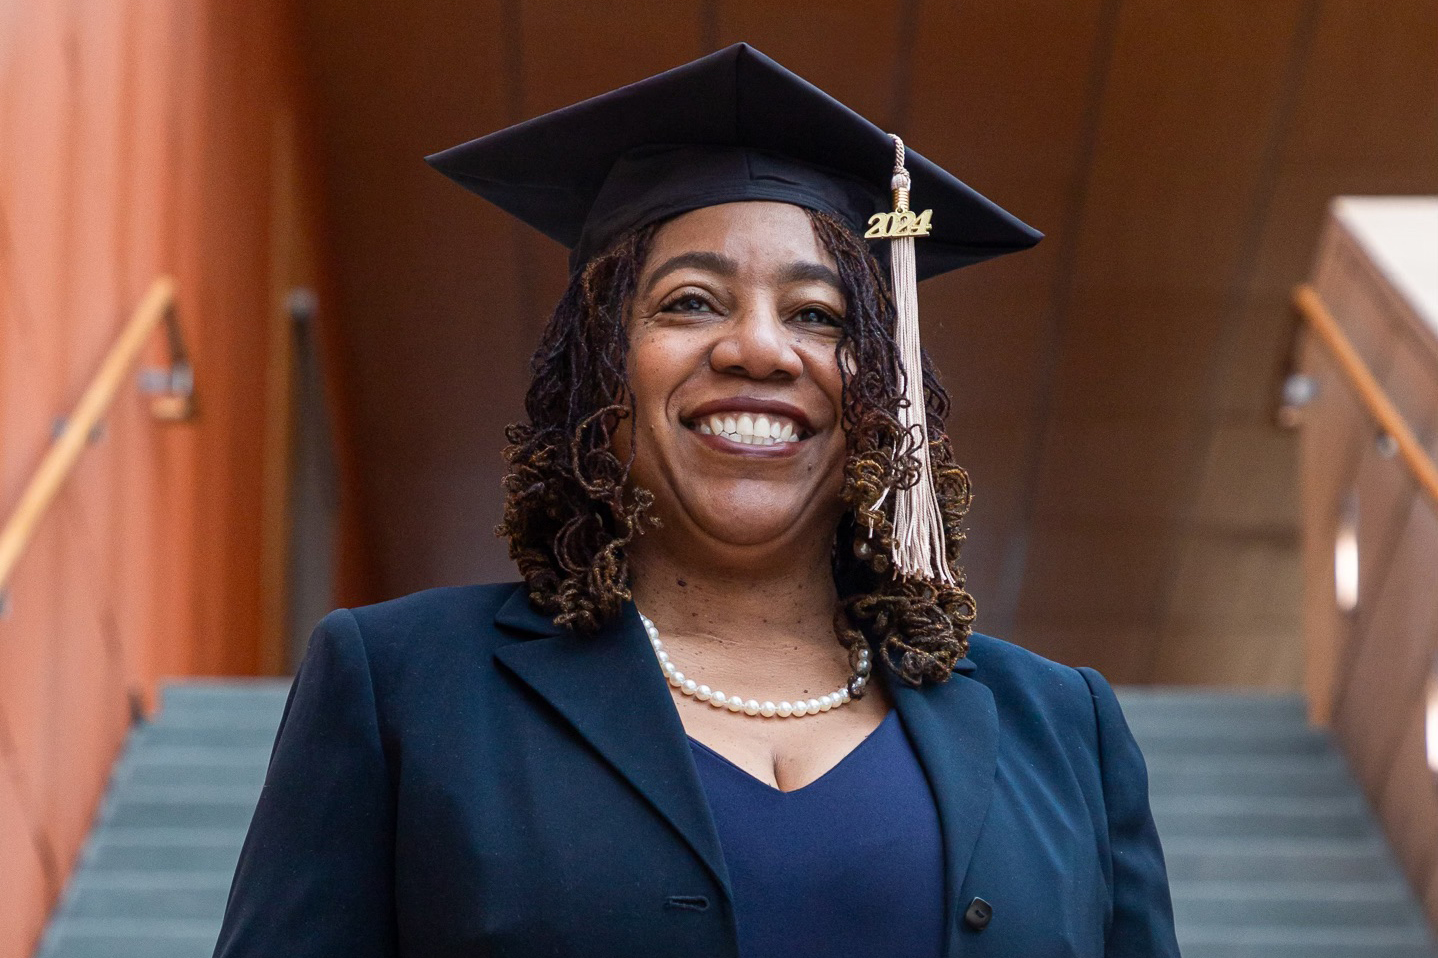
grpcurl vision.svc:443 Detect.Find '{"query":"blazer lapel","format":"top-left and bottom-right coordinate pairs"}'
top-left (491, 588), bottom-right (732, 899)
top-left (888, 657), bottom-right (998, 958)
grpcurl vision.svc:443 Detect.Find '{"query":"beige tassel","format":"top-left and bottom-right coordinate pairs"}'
top-left (885, 135), bottom-right (954, 585)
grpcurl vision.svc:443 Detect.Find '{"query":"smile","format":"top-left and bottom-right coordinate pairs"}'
top-left (695, 412), bottom-right (803, 446)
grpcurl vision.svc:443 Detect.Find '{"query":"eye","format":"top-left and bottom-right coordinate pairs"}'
top-left (794, 305), bottom-right (842, 327)
top-left (659, 292), bottom-right (715, 314)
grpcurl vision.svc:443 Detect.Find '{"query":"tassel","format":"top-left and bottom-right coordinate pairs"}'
top-left (885, 135), bottom-right (955, 585)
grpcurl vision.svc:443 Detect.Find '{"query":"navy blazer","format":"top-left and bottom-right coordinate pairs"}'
top-left (213, 582), bottom-right (1178, 957)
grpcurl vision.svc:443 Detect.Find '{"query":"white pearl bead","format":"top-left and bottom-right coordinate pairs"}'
top-left (641, 607), bottom-right (859, 721)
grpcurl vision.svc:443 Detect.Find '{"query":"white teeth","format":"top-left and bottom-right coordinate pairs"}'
top-left (698, 412), bottom-right (803, 445)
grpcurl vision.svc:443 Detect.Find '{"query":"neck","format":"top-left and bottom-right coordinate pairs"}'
top-left (627, 533), bottom-right (839, 648)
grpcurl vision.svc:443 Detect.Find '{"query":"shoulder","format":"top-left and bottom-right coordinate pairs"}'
top-left (962, 632), bottom-right (1124, 749)
top-left (965, 631), bottom-right (1100, 704)
top-left (304, 581), bottom-right (530, 685)
top-left (340, 581), bottom-right (525, 640)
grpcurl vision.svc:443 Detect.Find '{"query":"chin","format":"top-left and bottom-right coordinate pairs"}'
top-left (679, 494), bottom-right (843, 549)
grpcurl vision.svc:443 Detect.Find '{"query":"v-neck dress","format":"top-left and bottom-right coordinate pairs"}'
top-left (687, 709), bottom-right (946, 958)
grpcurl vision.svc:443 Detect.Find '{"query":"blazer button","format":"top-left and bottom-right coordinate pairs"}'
top-left (963, 897), bottom-right (993, 932)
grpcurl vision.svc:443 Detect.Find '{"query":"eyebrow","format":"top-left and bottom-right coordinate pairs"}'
top-left (642, 251), bottom-right (844, 297)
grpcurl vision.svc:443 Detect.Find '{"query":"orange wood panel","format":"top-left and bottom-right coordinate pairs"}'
top-left (1210, 0), bottom-right (1438, 421)
top-left (297, 0), bottom-right (522, 598)
top-left (1352, 352), bottom-right (1438, 618)
top-left (950, 417), bottom-right (1029, 635)
top-left (1008, 0), bottom-right (1317, 678)
top-left (1, 0), bottom-right (341, 951)
top-left (1428, 855), bottom-right (1438, 935)
top-left (1159, 531), bottom-right (1306, 688)
top-left (1334, 499), bottom-right (1438, 804)
top-left (1045, 0), bottom-right (1313, 419)
top-left (1190, 425), bottom-right (1300, 532)
top-left (0, 766), bottom-right (51, 958)
top-left (711, 0), bottom-right (905, 126)
top-left (1378, 710), bottom-right (1438, 902)
top-left (1011, 517), bottom-right (1172, 680)
top-left (904, 0), bottom-right (1111, 639)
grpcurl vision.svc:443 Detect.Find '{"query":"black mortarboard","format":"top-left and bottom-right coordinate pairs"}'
top-left (427, 42), bottom-right (1041, 585)
top-left (425, 42), bottom-right (1040, 278)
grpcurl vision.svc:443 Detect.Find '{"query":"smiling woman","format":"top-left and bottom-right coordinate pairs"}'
top-left (212, 43), bottom-right (1180, 958)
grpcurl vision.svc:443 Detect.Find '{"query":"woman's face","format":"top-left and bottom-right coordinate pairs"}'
top-left (620, 201), bottom-right (850, 560)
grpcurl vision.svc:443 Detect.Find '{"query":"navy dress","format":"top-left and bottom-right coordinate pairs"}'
top-left (689, 709), bottom-right (946, 958)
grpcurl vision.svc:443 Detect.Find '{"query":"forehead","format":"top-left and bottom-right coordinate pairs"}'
top-left (643, 201), bottom-right (835, 273)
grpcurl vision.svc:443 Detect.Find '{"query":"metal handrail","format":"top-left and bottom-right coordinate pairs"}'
top-left (0, 276), bottom-right (185, 603)
top-left (1293, 282), bottom-right (1438, 510)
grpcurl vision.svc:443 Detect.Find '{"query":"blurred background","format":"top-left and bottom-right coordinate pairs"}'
top-left (1, 1), bottom-right (1436, 955)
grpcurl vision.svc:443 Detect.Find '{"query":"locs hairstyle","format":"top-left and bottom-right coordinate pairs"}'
top-left (498, 209), bottom-right (976, 688)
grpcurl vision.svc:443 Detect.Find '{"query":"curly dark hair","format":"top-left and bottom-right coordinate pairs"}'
top-left (497, 208), bottom-right (976, 689)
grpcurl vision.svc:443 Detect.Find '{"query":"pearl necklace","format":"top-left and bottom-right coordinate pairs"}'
top-left (639, 611), bottom-right (870, 719)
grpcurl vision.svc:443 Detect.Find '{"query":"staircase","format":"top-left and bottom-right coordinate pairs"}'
top-left (1124, 690), bottom-right (1435, 958)
top-left (36, 683), bottom-right (289, 958)
top-left (33, 684), bottom-right (1438, 957)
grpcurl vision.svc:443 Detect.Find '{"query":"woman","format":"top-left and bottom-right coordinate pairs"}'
top-left (213, 43), bottom-right (1178, 958)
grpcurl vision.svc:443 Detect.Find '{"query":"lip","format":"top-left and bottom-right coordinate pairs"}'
top-left (683, 397), bottom-right (816, 435)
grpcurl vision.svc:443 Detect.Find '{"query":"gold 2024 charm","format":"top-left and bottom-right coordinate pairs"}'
top-left (864, 208), bottom-right (933, 240)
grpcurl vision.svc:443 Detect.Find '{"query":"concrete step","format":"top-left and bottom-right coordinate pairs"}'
top-left (1116, 689), bottom-right (1307, 721)
top-left (159, 681), bottom-right (290, 712)
top-left (131, 724), bottom-right (284, 749)
top-left (1130, 723), bottom-right (1334, 757)
top-left (79, 828), bottom-right (250, 874)
top-left (1151, 794), bottom-right (1380, 839)
top-left (1177, 926), bottom-right (1436, 958)
top-left (1162, 836), bottom-right (1404, 882)
top-left (38, 917), bottom-right (227, 958)
top-left (1143, 754), bottom-right (1355, 798)
top-left (115, 762), bottom-right (268, 792)
top-left (62, 872), bottom-right (235, 921)
top-left (1171, 880), bottom-right (1427, 928)
top-left (100, 790), bottom-right (264, 830)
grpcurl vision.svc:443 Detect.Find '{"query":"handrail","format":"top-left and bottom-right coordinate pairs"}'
top-left (1294, 282), bottom-right (1438, 511)
top-left (0, 276), bottom-right (180, 600)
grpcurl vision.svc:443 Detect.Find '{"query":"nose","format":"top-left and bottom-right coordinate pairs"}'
top-left (708, 304), bottom-right (804, 381)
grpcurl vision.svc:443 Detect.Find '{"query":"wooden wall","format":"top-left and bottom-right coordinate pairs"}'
top-left (298, 0), bottom-right (1438, 683)
top-left (1301, 206), bottom-right (1438, 926)
top-left (0, 2), bottom-right (355, 955)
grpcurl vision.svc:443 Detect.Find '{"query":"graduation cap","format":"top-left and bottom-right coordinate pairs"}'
top-left (427, 42), bottom-right (1041, 585)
